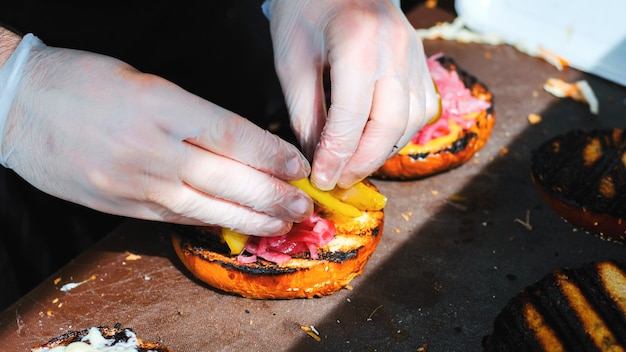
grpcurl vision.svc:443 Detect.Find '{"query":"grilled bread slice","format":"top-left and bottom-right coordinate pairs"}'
top-left (531, 128), bottom-right (626, 243)
top-left (483, 260), bottom-right (626, 351)
top-left (171, 181), bottom-right (385, 299)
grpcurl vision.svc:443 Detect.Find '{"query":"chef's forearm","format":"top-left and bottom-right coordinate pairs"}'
top-left (0, 26), bottom-right (22, 68)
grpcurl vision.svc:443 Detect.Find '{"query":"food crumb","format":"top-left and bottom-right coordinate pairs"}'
top-left (310, 325), bottom-right (319, 335)
top-left (393, 227), bottom-right (401, 233)
top-left (431, 190), bottom-right (439, 196)
top-left (543, 78), bottom-right (599, 114)
top-left (513, 210), bottom-right (533, 231)
top-left (52, 298), bottom-right (59, 304)
top-left (528, 113), bottom-right (542, 124)
top-left (125, 252), bottom-right (142, 261)
top-left (367, 305), bottom-right (384, 321)
top-left (448, 194), bottom-right (466, 202)
top-left (301, 325), bottom-right (322, 341)
top-left (60, 274), bottom-right (96, 292)
top-left (498, 147), bottom-right (509, 156)
top-left (401, 213), bottom-right (410, 221)
top-left (53, 277), bottom-right (62, 285)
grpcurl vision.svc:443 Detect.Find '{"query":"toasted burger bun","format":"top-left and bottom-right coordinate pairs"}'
top-left (31, 324), bottom-right (172, 352)
top-left (531, 128), bottom-right (626, 243)
top-left (482, 260), bottom-right (626, 351)
top-left (171, 189), bottom-right (384, 300)
top-left (373, 56), bottom-right (495, 180)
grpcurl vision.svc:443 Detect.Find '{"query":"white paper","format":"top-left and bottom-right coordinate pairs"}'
top-left (455, 0), bottom-right (626, 86)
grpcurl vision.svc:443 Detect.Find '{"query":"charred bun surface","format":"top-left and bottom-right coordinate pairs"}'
top-left (531, 128), bottom-right (626, 243)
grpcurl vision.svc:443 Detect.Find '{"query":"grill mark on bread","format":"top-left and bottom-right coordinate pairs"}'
top-left (522, 303), bottom-right (565, 351)
top-left (483, 260), bottom-right (626, 351)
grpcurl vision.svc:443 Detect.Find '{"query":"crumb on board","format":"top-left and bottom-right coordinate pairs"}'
top-left (125, 252), bottom-right (142, 261)
top-left (448, 194), bottom-right (466, 202)
top-left (447, 194), bottom-right (468, 211)
top-left (528, 113), bottom-right (542, 124)
top-left (367, 304), bottom-right (384, 322)
top-left (54, 277), bottom-right (62, 285)
top-left (513, 210), bottom-right (533, 231)
top-left (301, 325), bottom-right (321, 341)
top-left (59, 274), bottom-right (96, 292)
top-left (431, 190), bottom-right (439, 196)
top-left (498, 147), bottom-right (509, 156)
top-left (543, 78), bottom-right (599, 114)
top-left (393, 227), bottom-right (401, 233)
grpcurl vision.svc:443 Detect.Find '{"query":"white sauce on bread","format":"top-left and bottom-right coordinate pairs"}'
top-left (32, 327), bottom-right (141, 352)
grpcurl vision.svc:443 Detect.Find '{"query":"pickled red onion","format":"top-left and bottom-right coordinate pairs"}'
top-left (412, 54), bottom-right (491, 146)
top-left (237, 213), bottom-right (336, 264)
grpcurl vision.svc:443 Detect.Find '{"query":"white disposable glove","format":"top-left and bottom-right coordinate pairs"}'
top-left (264, 0), bottom-right (440, 190)
top-left (0, 32), bottom-right (313, 236)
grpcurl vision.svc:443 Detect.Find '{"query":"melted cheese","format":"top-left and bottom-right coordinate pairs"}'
top-left (398, 119), bottom-right (462, 155)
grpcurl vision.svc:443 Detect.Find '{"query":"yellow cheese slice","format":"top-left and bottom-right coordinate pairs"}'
top-left (398, 119), bottom-right (462, 155)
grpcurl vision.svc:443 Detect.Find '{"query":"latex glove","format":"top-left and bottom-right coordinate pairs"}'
top-left (0, 33), bottom-right (313, 236)
top-left (265, 0), bottom-right (440, 190)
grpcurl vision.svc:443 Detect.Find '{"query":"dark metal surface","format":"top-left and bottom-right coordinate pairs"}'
top-left (1, 5), bottom-right (625, 352)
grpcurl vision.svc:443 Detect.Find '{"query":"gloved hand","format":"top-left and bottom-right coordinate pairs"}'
top-left (0, 32), bottom-right (313, 236)
top-left (265, 0), bottom-right (440, 190)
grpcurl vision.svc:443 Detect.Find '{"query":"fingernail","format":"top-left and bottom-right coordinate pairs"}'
top-left (287, 191), bottom-right (313, 220)
top-left (259, 218), bottom-right (292, 237)
top-left (311, 168), bottom-right (341, 191)
top-left (286, 154), bottom-right (311, 177)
